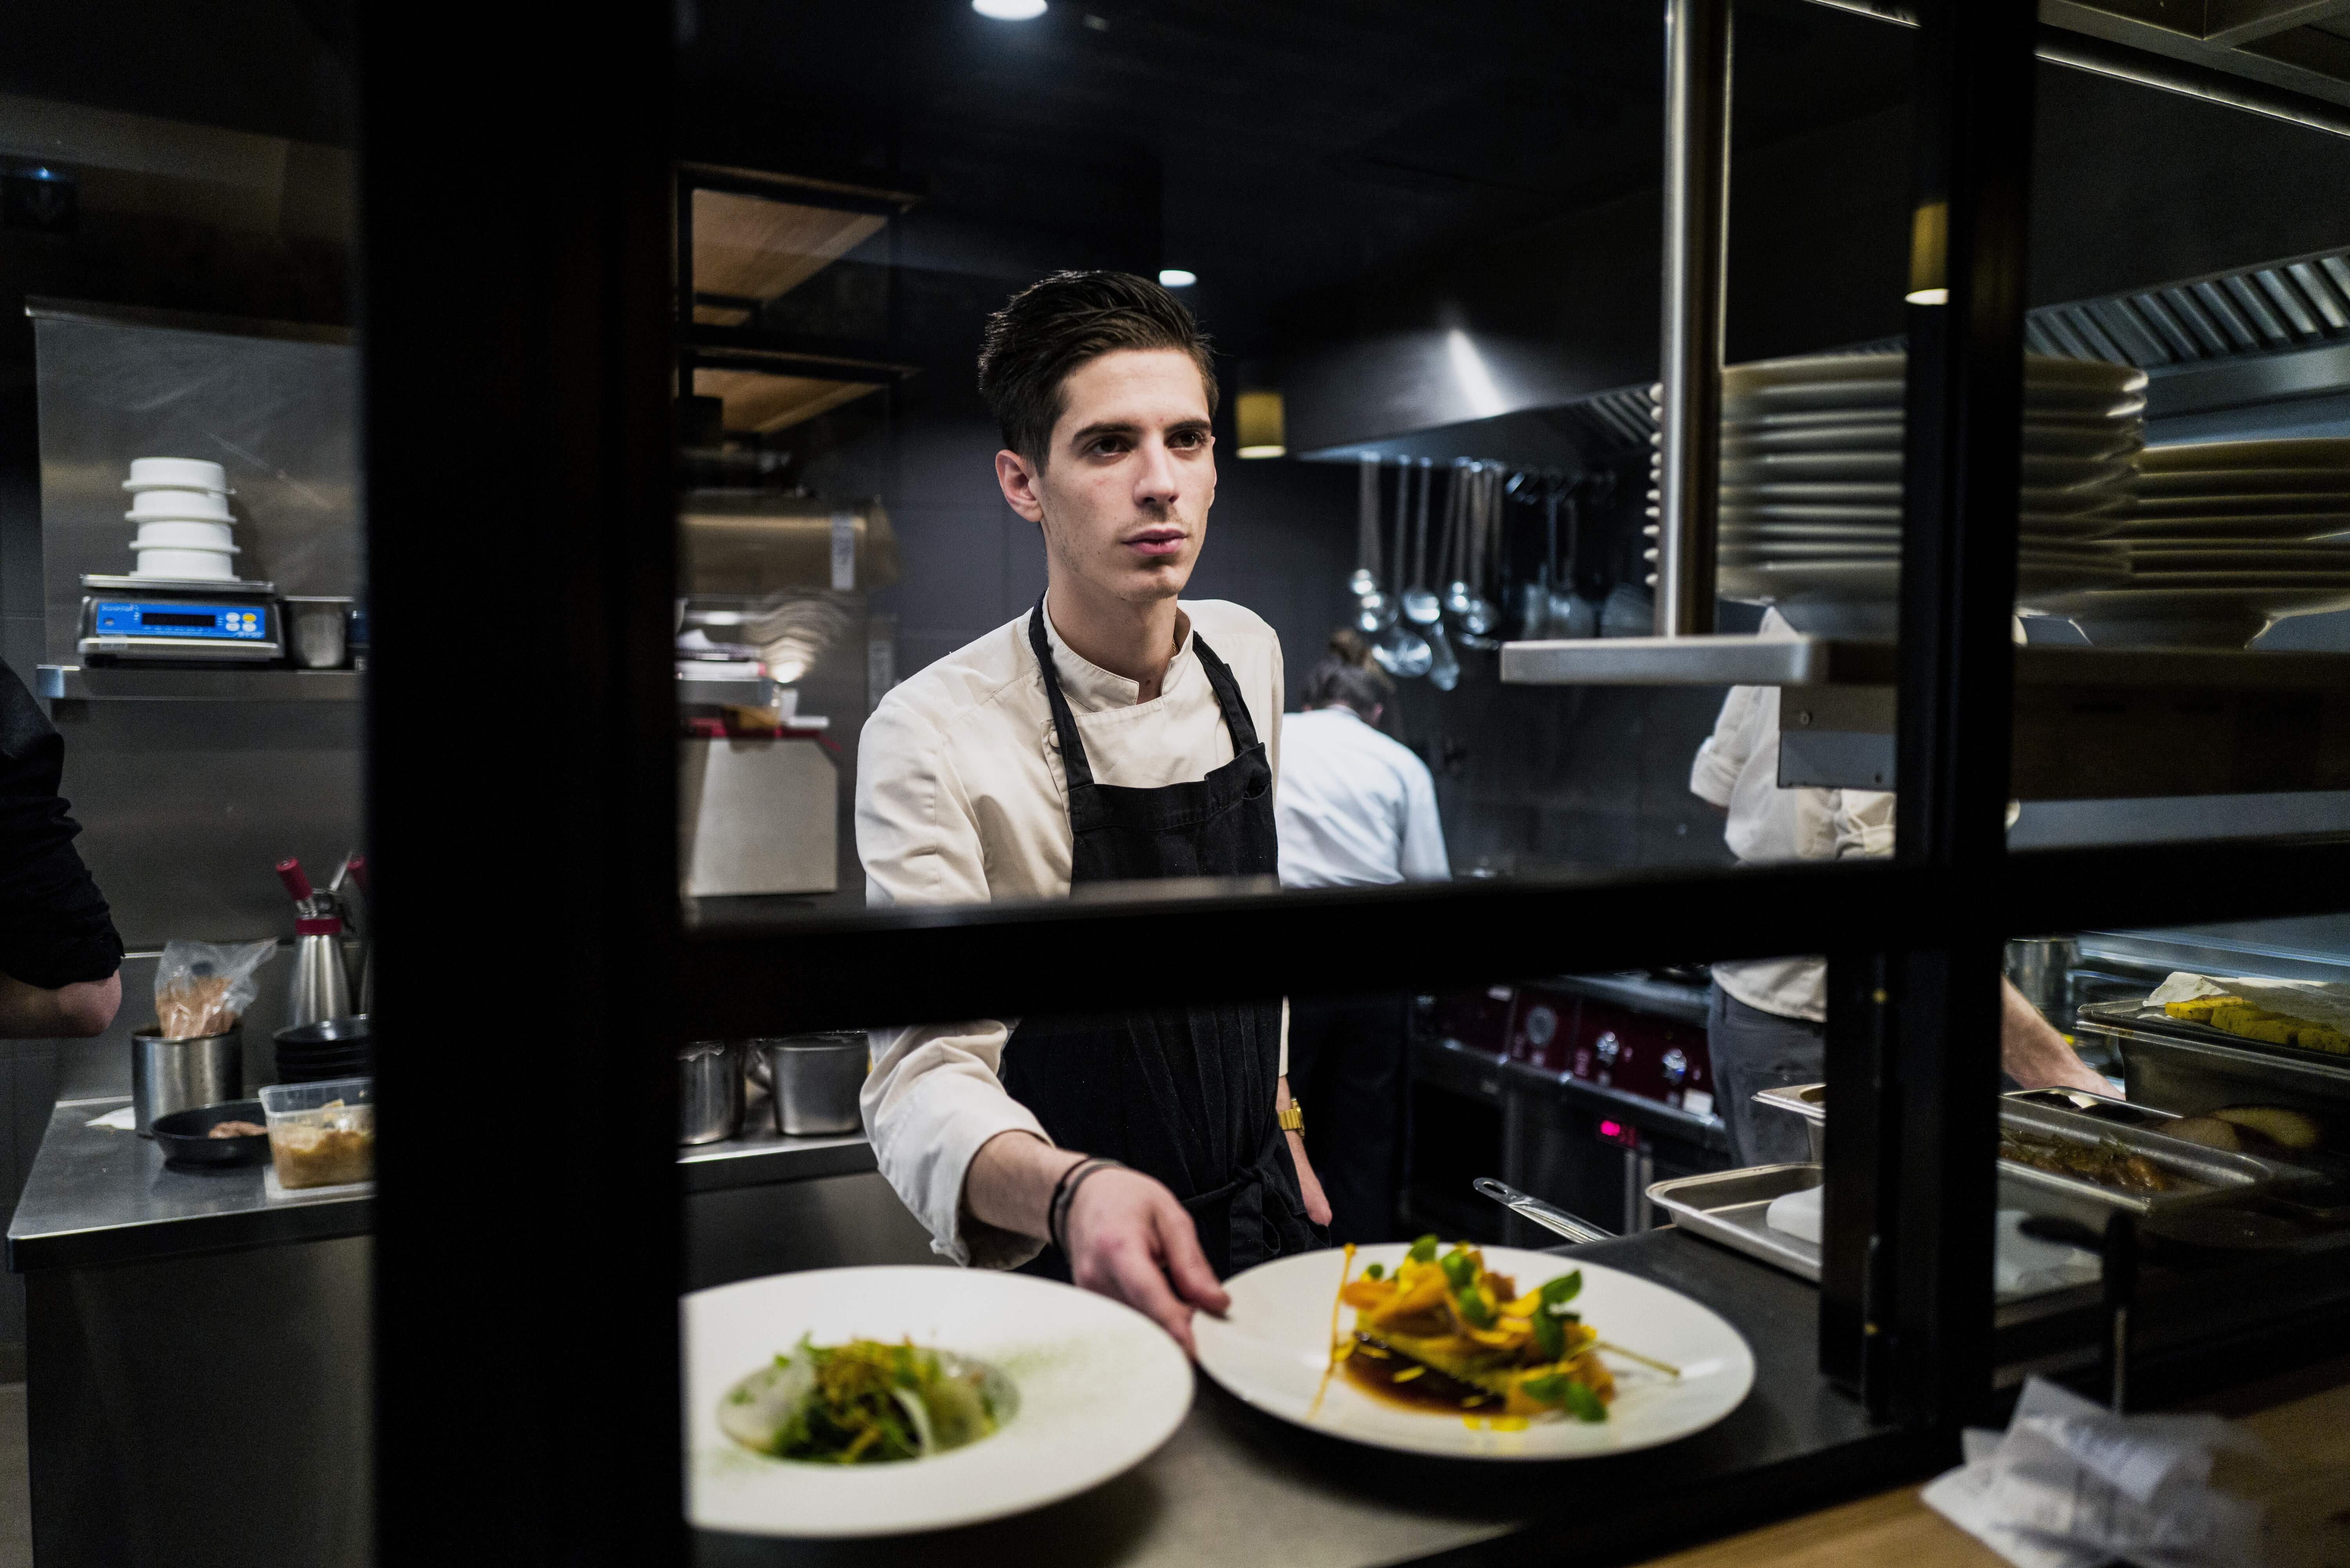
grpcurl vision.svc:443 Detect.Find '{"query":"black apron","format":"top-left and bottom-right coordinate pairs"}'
top-left (1001, 601), bottom-right (1325, 1279)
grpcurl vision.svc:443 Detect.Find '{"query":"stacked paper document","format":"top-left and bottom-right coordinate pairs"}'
top-left (1924, 1377), bottom-right (2276, 1568)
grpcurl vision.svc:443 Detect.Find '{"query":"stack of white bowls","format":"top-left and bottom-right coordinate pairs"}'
top-left (1645, 352), bottom-right (2146, 632)
top-left (2025, 437), bottom-right (2350, 647)
top-left (122, 457), bottom-right (240, 581)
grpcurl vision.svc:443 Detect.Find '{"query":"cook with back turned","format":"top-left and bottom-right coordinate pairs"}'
top-left (856, 271), bottom-right (1330, 1352)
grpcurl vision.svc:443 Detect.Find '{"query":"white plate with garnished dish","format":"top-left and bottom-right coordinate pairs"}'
top-left (685, 1266), bottom-right (1192, 1537)
top-left (1192, 1241), bottom-right (1753, 1460)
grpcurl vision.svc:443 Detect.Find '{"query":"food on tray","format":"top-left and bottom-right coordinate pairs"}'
top-left (1999, 1131), bottom-right (2174, 1194)
top-left (207, 1119), bottom-right (266, 1139)
top-left (719, 1337), bottom-right (1005, 1463)
top-left (2167, 1106), bottom-right (2323, 1158)
top-left (2166, 1116), bottom-right (2245, 1152)
top-left (2210, 1104), bottom-right (2323, 1151)
top-left (2163, 995), bottom-right (2350, 1055)
top-left (1328, 1237), bottom-right (1616, 1421)
top-left (268, 1099), bottom-right (375, 1188)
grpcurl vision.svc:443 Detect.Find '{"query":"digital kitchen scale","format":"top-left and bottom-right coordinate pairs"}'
top-left (76, 574), bottom-right (283, 664)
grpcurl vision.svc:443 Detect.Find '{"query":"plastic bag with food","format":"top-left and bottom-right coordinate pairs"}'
top-left (154, 939), bottom-right (278, 1039)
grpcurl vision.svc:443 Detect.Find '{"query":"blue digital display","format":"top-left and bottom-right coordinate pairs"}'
top-left (91, 601), bottom-right (268, 641)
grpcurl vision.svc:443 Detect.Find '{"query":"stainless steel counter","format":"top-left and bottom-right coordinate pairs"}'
top-left (4, 1096), bottom-right (372, 1272)
top-left (691, 1228), bottom-right (1923, 1568)
top-left (7, 1095), bottom-right (875, 1273)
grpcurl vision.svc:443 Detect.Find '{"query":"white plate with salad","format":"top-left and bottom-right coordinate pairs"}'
top-left (1193, 1240), bottom-right (1753, 1460)
top-left (685, 1265), bottom-right (1192, 1537)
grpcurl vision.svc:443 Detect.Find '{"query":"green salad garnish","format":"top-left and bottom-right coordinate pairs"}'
top-left (718, 1336), bottom-right (1008, 1464)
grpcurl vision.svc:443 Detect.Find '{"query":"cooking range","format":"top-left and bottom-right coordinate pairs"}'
top-left (1409, 974), bottom-right (1730, 1246)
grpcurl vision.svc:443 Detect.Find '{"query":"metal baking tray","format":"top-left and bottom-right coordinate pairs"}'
top-left (1750, 1082), bottom-right (2308, 1228)
top-left (2001, 1086), bottom-right (2180, 1128)
top-left (1752, 1083), bottom-right (1826, 1162)
top-left (2076, 999), bottom-right (2350, 1117)
top-left (1647, 1163), bottom-right (1822, 1283)
top-left (1996, 1099), bottom-right (2309, 1228)
top-left (1645, 1163), bottom-right (2152, 1308)
top-left (1753, 1083), bottom-right (2180, 1152)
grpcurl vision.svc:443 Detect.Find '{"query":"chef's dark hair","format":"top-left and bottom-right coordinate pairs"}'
top-left (1303, 628), bottom-right (1393, 717)
top-left (977, 271), bottom-right (1219, 466)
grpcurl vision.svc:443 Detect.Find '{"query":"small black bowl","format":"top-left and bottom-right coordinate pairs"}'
top-left (275, 1015), bottom-right (371, 1052)
top-left (150, 1099), bottom-right (271, 1171)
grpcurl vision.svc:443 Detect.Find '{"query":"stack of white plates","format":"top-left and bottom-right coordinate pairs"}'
top-left (1646, 353), bottom-right (2145, 632)
top-left (2025, 438), bottom-right (2350, 647)
top-left (122, 457), bottom-right (239, 580)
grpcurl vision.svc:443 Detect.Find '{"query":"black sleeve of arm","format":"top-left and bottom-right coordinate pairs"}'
top-left (0, 660), bottom-right (124, 987)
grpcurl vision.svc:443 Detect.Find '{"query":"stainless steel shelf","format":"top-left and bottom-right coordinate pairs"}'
top-left (676, 1124), bottom-right (875, 1194)
top-left (37, 665), bottom-right (363, 701)
top-left (1500, 636), bottom-right (2350, 690)
top-left (1503, 638), bottom-right (2350, 799)
top-left (1500, 634), bottom-right (1895, 687)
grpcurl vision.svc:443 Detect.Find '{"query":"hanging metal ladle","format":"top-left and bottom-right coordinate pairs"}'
top-left (1400, 457), bottom-right (1457, 690)
top-left (1373, 457), bottom-right (1433, 678)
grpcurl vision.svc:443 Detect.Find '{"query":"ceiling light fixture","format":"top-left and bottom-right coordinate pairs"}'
top-left (1157, 269), bottom-right (1197, 288)
top-left (972, 0), bottom-right (1047, 18)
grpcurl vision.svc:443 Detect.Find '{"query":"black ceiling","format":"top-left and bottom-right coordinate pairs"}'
top-left (0, 0), bottom-right (354, 146)
top-left (679, 0), bottom-right (1916, 355)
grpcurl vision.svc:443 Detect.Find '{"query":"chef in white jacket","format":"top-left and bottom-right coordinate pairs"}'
top-left (856, 272), bottom-right (1329, 1352)
top-left (1274, 629), bottom-right (1446, 1241)
top-left (1693, 609), bottom-right (2113, 1166)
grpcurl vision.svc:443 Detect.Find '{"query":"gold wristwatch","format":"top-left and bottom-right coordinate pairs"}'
top-left (1278, 1100), bottom-right (1304, 1134)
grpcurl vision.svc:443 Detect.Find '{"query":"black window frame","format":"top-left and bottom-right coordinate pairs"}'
top-left (362, 0), bottom-right (2350, 1559)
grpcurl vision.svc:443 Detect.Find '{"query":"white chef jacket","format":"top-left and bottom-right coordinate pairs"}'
top-left (1275, 707), bottom-right (1450, 888)
top-left (1689, 610), bottom-right (1892, 1022)
top-left (855, 597), bottom-right (1288, 1268)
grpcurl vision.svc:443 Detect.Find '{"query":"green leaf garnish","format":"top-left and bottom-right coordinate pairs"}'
top-left (1561, 1379), bottom-right (1607, 1422)
top-left (1539, 1270), bottom-right (1583, 1310)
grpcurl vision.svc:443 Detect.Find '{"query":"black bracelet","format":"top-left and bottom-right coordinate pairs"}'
top-left (1048, 1157), bottom-right (1124, 1257)
top-left (1044, 1156), bottom-right (1090, 1245)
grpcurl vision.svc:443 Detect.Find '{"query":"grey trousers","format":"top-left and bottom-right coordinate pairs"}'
top-left (1706, 983), bottom-right (1826, 1169)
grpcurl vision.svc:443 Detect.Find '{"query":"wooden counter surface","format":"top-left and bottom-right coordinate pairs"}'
top-left (1634, 1360), bottom-right (2350, 1568)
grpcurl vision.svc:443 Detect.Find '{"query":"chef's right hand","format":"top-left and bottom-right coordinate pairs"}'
top-left (1063, 1167), bottom-right (1230, 1355)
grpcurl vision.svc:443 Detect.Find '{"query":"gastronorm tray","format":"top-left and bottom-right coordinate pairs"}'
top-left (2001, 1086), bottom-right (2181, 1128)
top-left (1751, 1083), bottom-right (2308, 1228)
top-left (1996, 1099), bottom-right (2309, 1228)
top-left (1752, 1083), bottom-right (2177, 1150)
top-left (1751, 1083), bottom-right (1826, 1162)
top-left (2076, 999), bottom-right (2350, 1116)
top-left (1647, 1163), bottom-right (1822, 1283)
top-left (1645, 1162), bottom-right (2114, 1304)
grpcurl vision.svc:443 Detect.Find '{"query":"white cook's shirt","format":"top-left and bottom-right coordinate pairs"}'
top-left (1689, 610), bottom-right (1892, 1023)
top-left (855, 598), bottom-right (1287, 1268)
top-left (1275, 707), bottom-right (1450, 888)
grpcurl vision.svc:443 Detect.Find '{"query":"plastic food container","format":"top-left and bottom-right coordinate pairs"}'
top-left (260, 1076), bottom-right (375, 1189)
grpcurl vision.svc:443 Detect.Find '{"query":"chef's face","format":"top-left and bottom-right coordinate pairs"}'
top-left (996, 347), bottom-right (1217, 606)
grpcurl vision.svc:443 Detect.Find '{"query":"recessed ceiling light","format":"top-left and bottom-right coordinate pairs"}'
top-left (973, 0), bottom-right (1047, 17)
top-left (1157, 269), bottom-right (1197, 288)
